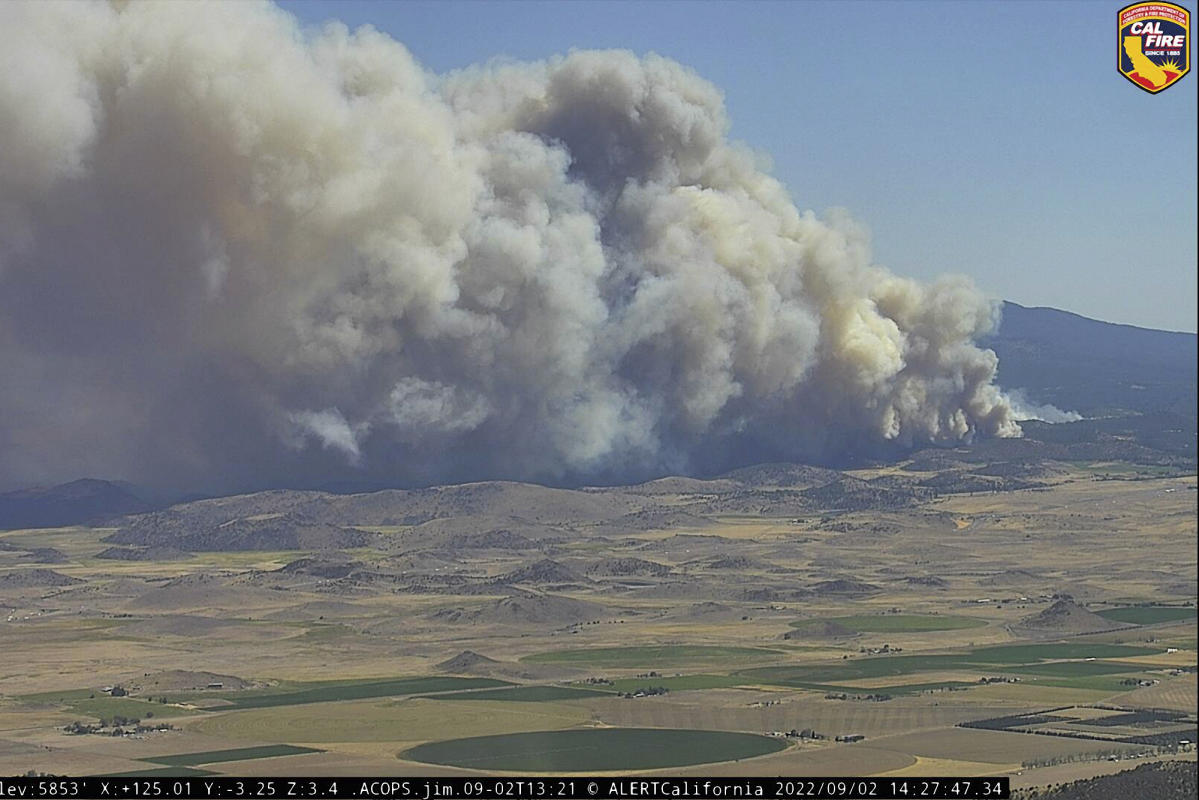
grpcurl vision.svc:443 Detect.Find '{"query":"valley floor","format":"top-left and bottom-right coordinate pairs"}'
top-left (1, 463), bottom-right (1195, 786)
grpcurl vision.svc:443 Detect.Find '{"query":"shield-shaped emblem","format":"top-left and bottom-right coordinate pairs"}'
top-left (1119, 2), bottom-right (1191, 93)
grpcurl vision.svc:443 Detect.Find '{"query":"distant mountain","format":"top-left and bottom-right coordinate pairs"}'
top-left (986, 302), bottom-right (1197, 416)
top-left (0, 478), bottom-right (153, 530)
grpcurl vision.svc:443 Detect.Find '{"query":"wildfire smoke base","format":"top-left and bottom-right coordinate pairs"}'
top-left (0, 1), bottom-right (1019, 493)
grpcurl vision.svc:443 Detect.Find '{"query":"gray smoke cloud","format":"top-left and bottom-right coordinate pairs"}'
top-left (0, 1), bottom-right (1021, 493)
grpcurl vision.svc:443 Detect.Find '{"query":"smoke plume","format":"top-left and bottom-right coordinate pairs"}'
top-left (1006, 389), bottom-right (1083, 424)
top-left (0, 1), bottom-right (1021, 492)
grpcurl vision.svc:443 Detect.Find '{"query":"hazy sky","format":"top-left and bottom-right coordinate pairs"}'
top-left (285, 0), bottom-right (1197, 333)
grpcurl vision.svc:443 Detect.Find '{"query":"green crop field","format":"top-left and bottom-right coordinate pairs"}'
top-left (1096, 606), bottom-right (1197, 625)
top-left (522, 645), bottom-right (781, 667)
top-left (18, 689), bottom-right (202, 720)
top-left (403, 728), bottom-right (787, 771)
top-left (167, 676), bottom-right (510, 709)
top-left (741, 654), bottom-right (966, 685)
top-left (422, 686), bottom-right (612, 702)
top-left (740, 643), bottom-right (1164, 688)
top-left (1031, 675), bottom-right (1156, 692)
top-left (962, 643), bottom-right (1162, 664)
top-left (791, 614), bottom-right (987, 633)
top-left (146, 745), bottom-right (321, 766)
top-left (66, 696), bottom-right (202, 720)
top-left (1001, 661), bottom-right (1146, 678)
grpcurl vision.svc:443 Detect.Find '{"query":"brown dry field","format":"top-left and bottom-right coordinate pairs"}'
top-left (1007, 752), bottom-right (1199, 790)
top-left (881, 756), bottom-right (1011, 777)
top-left (0, 468), bottom-right (1195, 785)
top-left (189, 698), bottom-right (591, 743)
top-left (864, 727), bottom-right (1144, 765)
top-left (586, 694), bottom-right (1023, 739)
top-left (666, 743), bottom-right (916, 777)
top-left (1109, 672), bottom-right (1198, 711)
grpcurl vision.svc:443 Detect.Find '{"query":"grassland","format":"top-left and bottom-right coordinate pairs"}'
top-left (600, 674), bottom-right (746, 692)
top-left (522, 645), bottom-right (781, 667)
top-left (190, 698), bottom-right (592, 743)
top-left (402, 728), bottom-right (788, 771)
top-left (865, 727), bottom-right (1146, 765)
top-left (792, 614), bottom-right (987, 633)
top-left (1111, 673), bottom-right (1198, 712)
top-left (18, 689), bottom-right (202, 720)
top-left (1067, 461), bottom-right (1184, 478)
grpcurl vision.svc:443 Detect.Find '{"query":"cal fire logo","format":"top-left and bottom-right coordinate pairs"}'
top-left (1119, 2), bottom-right (1190, 93)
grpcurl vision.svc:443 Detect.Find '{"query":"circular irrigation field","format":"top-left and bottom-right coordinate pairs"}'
top-left (403, 728), bottom-right (788, 771)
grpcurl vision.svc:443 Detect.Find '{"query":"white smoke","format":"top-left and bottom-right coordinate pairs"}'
top-left (287, 409), bottom-right (364, 464)
top-left (0, 1), bottom-right (1021, 492)
top-left (1006, 389), bottom-right (1083, 424)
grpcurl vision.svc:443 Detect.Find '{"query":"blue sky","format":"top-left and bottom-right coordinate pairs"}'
top-left (284, 0), bottom-right (1197, 333)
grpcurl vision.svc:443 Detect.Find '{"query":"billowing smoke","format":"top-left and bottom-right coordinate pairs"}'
top-left (0, 1), bottom-right (1021, 493)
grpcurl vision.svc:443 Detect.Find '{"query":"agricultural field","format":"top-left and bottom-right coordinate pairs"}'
top-left (1096, 606), bottom-right (1197, 625)
top-left (17, 689), bottom-right (203, 720)
top-left (0, 464), bottom-right (1194, 787)
top-left (962, 705), bottom-right (1198, 749)
top-left (521, 645), bottom-right (782, 668)
top-left (421, 686), bottom-right (611, 702)
top-left (144, 745), bottom-right (322, 767)
top-left (402, 729), bottom-right (788, 771)
top-left (162, 677), bottom-right (510, 709)
top-left (189, 697), bottom-right (593, 744)
top-left (738, 643), bottom-right (1166, 691)
top-left (791, 614), bottom-right (988, 633)
top-left (596, 674), bottom-right (745, 693)
top-left (115, 767), bottom-right (217, 777)
top-left (1112, 673), bottom-right (1198, 712)
top-left (865, 726), bottom-right (1145, 766)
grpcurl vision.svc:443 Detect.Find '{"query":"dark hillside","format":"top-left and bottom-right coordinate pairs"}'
top-left (0, 478), bottom-right (151, 530)
top-left (986, 302), bottom-right (1197, 416)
